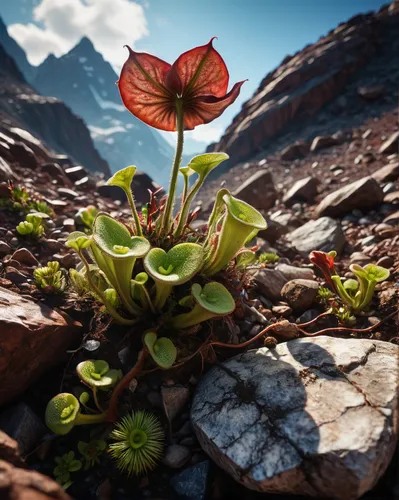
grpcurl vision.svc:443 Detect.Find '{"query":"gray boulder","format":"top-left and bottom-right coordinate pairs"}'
top-left (191, 337), bottom-right (399, 499)
top-left (286, 216), bottom-right (346, 255)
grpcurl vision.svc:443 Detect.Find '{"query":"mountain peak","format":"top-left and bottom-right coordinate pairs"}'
top-left (70, 36), bottom-right (96, 55)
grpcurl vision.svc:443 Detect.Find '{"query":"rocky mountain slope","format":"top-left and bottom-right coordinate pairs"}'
top-left (208, 1), bottom-right (399, 175)
top-left (0, 42), bottom-right (110, 176)
top-left (31, 37), bottom-right (174, 185)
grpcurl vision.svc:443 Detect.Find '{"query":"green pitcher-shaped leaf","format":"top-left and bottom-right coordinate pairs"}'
top-left (91, 214), bottom-right (150, 315)
top-left (171, 282), bottom-right (235, 329)
top-left (203, 190), bottom-right (267, 275)
top-left (144, 243), bottom-right (203, 309)
top-left (144, 332), bottom-right (177, 369)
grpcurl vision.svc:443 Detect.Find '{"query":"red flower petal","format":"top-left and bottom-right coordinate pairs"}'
top-left (171, 38), bottom-right (229, 98)
top-left (184, 81), bottom-right (246, 130)
top-left (118, 47), bottom-right (176, 131)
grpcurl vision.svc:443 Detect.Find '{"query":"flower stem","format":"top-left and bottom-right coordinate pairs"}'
top-left (126, 189), bottom-right (143, 236)
top-left (107, 349), bottom-right (148, 422)
top-left (161, 99), bottom-right (184, 235)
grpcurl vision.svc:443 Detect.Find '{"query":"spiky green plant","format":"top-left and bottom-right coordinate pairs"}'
top-left (109, 411), bottom-right (164, 475)
top-left (34, 261), bottom-right (66, 294)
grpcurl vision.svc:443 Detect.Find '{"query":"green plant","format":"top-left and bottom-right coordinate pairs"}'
top-left (76, 205), bottom-right (99, 231)
top-left (78, 439), bottom-right (107, 470)
top-left (45, 393), bottom-right (106, 435)
top-left (16, 213), bottom-right (45, 239)
top-left (34, 261), bottom-right (66, 294)
top-left (53, 451), bottom-right (82, 490)
top-left (310, 252), bottom-right (390, 313)
top-left (144, 332), bottom-right (177, 369)
top-left (258, 252), bottom-right (279, 265)
top-left (109, 411), bottom-right (164, 475)
top-left (48, 40), bottom-right (270, 425)
top-left (0, 182), bottom-right (54, 217)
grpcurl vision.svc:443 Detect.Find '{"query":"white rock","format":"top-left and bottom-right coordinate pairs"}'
top-left (191, 337), bottom-right (399, 499)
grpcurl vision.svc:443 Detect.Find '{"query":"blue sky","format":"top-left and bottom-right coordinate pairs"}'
top-left (1, 0), bottom-right (388, 147)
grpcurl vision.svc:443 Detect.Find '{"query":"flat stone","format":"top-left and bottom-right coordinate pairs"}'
top-left (280, 142), bottom-right (310, 161)
top-left (254, 269), bottom-right (288, 301)
top-left (281, 279), bottom-right (319, 310)
top-left (232, 170), bottom-right (277, 211)
top-left (0, 287), bottom-right (81, 405)
top-left (161, 386), bottom-right (190, 423)
top-left (286, 217), bottom-right (346, 256)
top-left (316, 177), bottom-right (384, 217)
top-left (310, 135), bottom-right (339, 152)
top-left (163, 444), bottom-right (191, 469)
top-left (378, 131), bottom-right (399, 155)
top-left (275, 263), bottom-right (314, 281)
top-left (191, 337), bottom-right (399, 499)
top-left (170, 461), bottom-right (210, 500)
top-left (10, 248), bottom-right (39, 267)
top-left (350, 252), bottom-right (372, 265)
top-left (283, 177), bottom-right (319, 206)
top-left (57, 187), bottom-right (79, 200)
top-left (0, 403), bottom-right (46, 455)
top-left (372, 162), bottom-right (399, 183)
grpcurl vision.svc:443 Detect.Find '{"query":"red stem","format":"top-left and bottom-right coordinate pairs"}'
top-left (107, 349), bottom-right (147, 422)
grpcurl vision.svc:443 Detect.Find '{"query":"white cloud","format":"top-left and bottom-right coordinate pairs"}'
top-left (8, 0), bottom-right (148, 68)
top-left (162, 124), bottom-right (224, 147)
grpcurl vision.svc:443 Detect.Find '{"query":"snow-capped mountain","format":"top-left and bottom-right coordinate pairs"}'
top-left (32, 37), bottom-right (174, 185)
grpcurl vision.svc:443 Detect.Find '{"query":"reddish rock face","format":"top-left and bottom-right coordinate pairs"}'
top-left (209, 7), bottom-right (398, 166)
top-left (0, 460), bottom-right (71, 500)
top-left (232, 170), bottom-right (277, 211)
top-left (0, 287), bottom-right (81, 405)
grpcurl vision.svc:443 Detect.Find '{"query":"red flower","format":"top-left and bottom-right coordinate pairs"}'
top-left (118, 38), bottom-right (245, 132)
top-left (309, 251), bottom-right (336, 286)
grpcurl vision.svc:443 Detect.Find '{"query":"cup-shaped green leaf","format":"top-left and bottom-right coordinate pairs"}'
top-left (91, 214), bottom-right (150, 314)
top-left (350, 264), bottom-right (390, 283)
top-left (203, 191), bottom-right (267, 275)
top-left (171, 282), bottom-right (235, 329)
top-left (45, 393), bottom-right (106, 435)
top-left (186, 153), bottom-right (229, 179)
top-left (66, 231), bottom-right (92, 252)
top-left (349, 263), bottom-right (390, 311)
top-left (76, 360), bottom-right (121, 389)
top-left (107, 165), bottom-right (137, 191)
top-left (144, 243), bottom-right (203, 309)
top-left (144, 332), bottom-right (177, 369)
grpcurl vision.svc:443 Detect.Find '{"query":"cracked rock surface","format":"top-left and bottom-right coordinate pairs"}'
top-left (191, 336), bottom-right (399, 500)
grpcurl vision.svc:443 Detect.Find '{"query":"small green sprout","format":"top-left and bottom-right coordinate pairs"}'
top-left (53, 451), bottom-right (82, 490)
top-left (171, 282), bottom-right (235, 329)
top-left (16, 213), bottom-right (45, 238)
top-left (32, 200), bottom-right (53, 217)
top-left (66, 231), bottom-right (92, 252)
top-left (78, 439), bottom-right (107, 470)
top-left (45, 393), bottom-right (106, 435)
top-left (144, 332), bottom-right (177, 369)
top-left (76, 205), bottom-right (98, 231)
top-left (109, 411), bottom-right (164, 476)
top-left (258, 252), bottom-right (279, 265)
top-left (317, 286), bottom-right (334, 302)
top-left (69, 268), bottom-right (91, 296)
top-left (34, 261), bottom-right (66, 294)
top-left (16, 221), bottom-right (33, 236)
top-left (331, 306), bottom-right (356, 326)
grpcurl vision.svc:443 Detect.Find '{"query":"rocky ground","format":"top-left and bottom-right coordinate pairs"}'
top-left (0, 102), bottom-right (398, 499)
